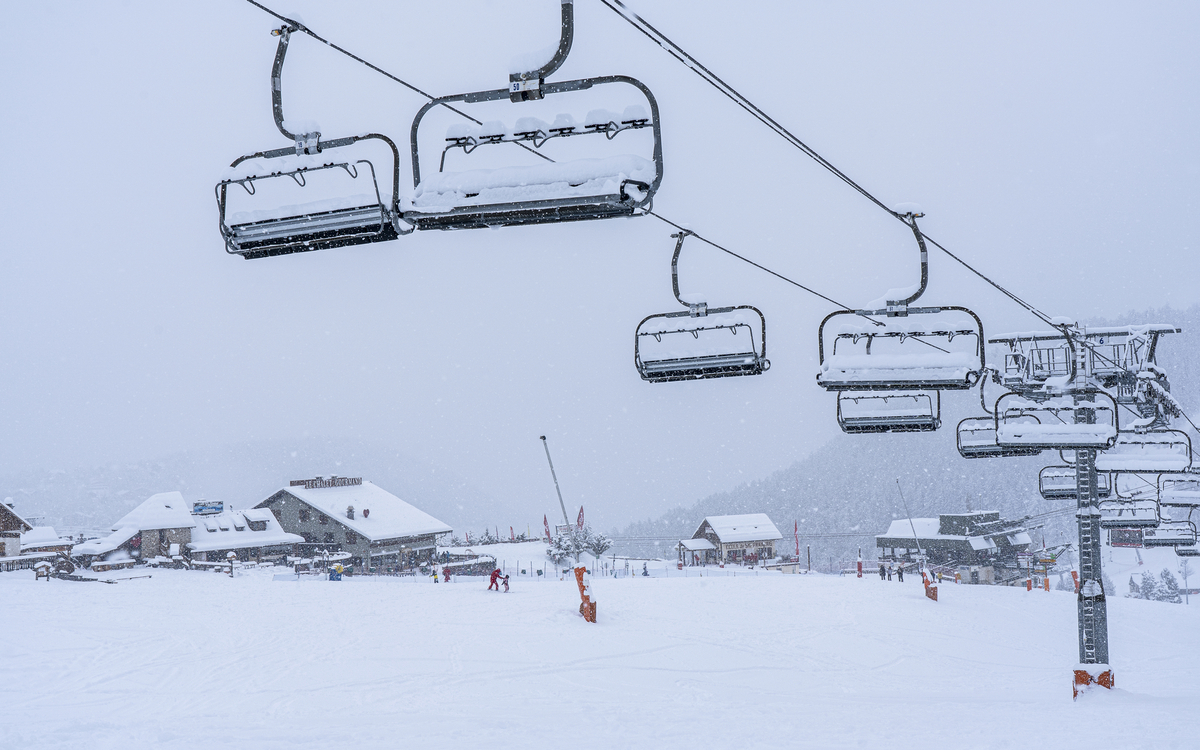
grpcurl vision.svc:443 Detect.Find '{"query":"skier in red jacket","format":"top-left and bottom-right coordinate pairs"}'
top-left (488, 568), bottom-right (503, 591)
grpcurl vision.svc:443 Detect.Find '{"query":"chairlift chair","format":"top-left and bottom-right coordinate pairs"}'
top-left (1159, 476), bottom-right (1200, 507)
top-left (1175, 542), bottom-right (1200, 557)
top-left (401, 1), bottom-right (663, 231)
top-left (1097, 499), bottom-right (1159, 529)
top-left (836, 391), bottom-right (940, 434)
top-left (215, 25), bottom-right (408, 259)
top-left (1039, 466), bottom-right (1112, 500)
top-left (1141, 520), bottom-right (1197, 548)
top-left (816, 215), bottom-right (984, 392)
top-left (1095, 429), bottom-right (1192, 473)
top-left (634, 232), bottom-right (768, 382)
top-left (994, 392), bottom-right (1119, 450)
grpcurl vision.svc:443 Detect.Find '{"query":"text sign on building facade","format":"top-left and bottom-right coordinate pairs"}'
top-left (289, 476), bottom-right (363, 490)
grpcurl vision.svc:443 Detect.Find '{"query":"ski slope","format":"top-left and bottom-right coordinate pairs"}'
top-left (3, 568), bottom-right (1197, 749)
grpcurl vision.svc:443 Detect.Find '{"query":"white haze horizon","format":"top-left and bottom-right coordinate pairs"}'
top-left (2, 1), bottom-right (1198, 531)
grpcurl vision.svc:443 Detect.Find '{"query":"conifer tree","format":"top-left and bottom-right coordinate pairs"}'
top-left (1159, 567), bottom-right (1183, 604)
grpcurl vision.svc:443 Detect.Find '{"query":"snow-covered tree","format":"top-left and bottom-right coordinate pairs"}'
top-left (546, 531), bottom-right (585, 565)
top-left (1138, 571), bottom-right (1161, 601)
top-left (1128, 575), bottom-right (1141, 598)
top-left (582, 524), bottom-right (612, 558)
top-left (1159, 568), bottom-right (1182, 604)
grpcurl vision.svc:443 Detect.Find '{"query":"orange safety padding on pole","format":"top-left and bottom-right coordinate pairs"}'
top-left (1044, 577), bottom-right (1050, 592)
top-left (574, 565), bottom-right (597, 623)
top-left (1026, 578), bottom-right (1033, 591)
top-left (1071, 570), bottom-right (1080, 594)
top-left (1072, 668), bottom-right (1114, 699)
top-left (925, 585), bottom-right (938, 602)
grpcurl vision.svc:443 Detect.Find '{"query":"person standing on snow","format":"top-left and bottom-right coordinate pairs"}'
top-left (502, 574), bottom-right (510, 593)
top-left (488, 568), bottom-right (503, 591)
top-left (443, 568), bottom-right (451, 583)
top-left (887, 564), bottom-right (893, 581)
top-left (878, 563), bottom-right (886, 580)
top-left (896, 564), bottom-right (904, 583)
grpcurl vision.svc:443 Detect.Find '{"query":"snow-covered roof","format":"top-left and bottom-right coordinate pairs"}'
top-left (680, 538), bottom-right (716, 551)
top-left (20, 526), bottom-right (67, 552)
top-left (263, 480), bottom-right (452, 542)
top-left (880, 519), bottom-right (941, 540)
top-left (187, 508), bottom-right (302, 553)
top-left (73, 526), bottom-right (140, 557)
top-left (112, 491), bottom-right (197, 531)
top-left (2, 502), bottom-right (33, 533)
top-left (697, 514), bottom-right (783, 543)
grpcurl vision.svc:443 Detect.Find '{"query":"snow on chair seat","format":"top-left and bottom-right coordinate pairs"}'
top-left (994, 393), bottom-right (1119, 450)
top-left (1095, 429), bottom-right (1192, 473)
top-left (1039, 465), bottom-right (1111, 500)
top-left (1098, 499), bottom-right (1159, 529)
top-left (957, 417), bottom-right (1043, 459)
top-left (1141, 520), bottom-right (1197, 547)
top-left (815, 308), bottom-right (984, 392)
top-left (635, 308), bottom-right (768, 383)
top-left (836, 391), bottom-right (940, 434)
top-left (405, 155), bottom-right (654, 230)
top-left (216, 136), bottom-right (407, 260)
top-left (402, 67), bottom-right (663, 232)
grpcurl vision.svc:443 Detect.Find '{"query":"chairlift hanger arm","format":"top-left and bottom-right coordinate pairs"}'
top-left (510, 0), bottom-right (575, 101)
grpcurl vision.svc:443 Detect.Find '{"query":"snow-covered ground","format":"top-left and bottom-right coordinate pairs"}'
top-left (3, 566), bottom-right (1197, 749)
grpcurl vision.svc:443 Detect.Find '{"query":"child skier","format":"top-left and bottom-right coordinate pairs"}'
top-left (502, 574), bottom-right (510, 593)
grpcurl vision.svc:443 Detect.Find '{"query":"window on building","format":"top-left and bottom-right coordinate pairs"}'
top-left (299, 509), bottom-right (310, 522)
top-left (247, 520), bottom-right (266, 532)
top-left (346, 532), bottom-right (358, 545)
top-left (323, 532), bottom-right (334, 544)
top-left (301, 533), bottom-right (315, 544)
top-left (318, 514), bottom-right (328, 525)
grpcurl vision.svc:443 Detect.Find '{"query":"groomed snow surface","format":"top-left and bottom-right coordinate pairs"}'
top-left (3, 563), bottom-right (1198, 749)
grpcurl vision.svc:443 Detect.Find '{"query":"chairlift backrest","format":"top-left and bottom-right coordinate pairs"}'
top-left (989, 325), bottom-right (1179, 391)
top-left (1097, 498), bottom-right (1158, 529)
top-left (1095, 429), bottom-right (1192, 473)
top-left (994, 392), bottom-right (1118, 450)
top-left (1039, 465), bottom-right (1112, 500)
top-left (1141, 519), bottom-right (1197, 547)
top-left (836, 391), bottom-right (940, 434)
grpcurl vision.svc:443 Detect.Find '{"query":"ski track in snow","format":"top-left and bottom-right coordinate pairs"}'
top-left (2, 568), bottom-right (1197, 749)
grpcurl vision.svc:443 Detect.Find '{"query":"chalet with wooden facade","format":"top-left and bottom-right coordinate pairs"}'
top-left (681, 514), bottom-right (783, 566)
top-left (875, 511), bottom-right (1033, 570)
top-left (256, 476), bottom-right (452, 571)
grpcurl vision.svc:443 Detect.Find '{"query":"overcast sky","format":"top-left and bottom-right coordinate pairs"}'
top-left (1, 1), bottom-right (1198, 528)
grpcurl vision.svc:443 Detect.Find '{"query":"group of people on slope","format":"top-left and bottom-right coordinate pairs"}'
top-left (488, 568), bottom-right (510, 592)
top-left (878, 562), bottom-right (904, 582)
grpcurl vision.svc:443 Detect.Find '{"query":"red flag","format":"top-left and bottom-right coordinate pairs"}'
top-left (794, 520), bottom-right (799, 557)
top-left (510, 526), bottom-right (515, 541)
top-left (544, 515), bottom-right (552, 541)
top-left (577, 506), bottom-right (585, 530)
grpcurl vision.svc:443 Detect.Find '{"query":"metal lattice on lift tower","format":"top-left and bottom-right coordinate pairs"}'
top-left (987, 322), bottom-right (1183, 697)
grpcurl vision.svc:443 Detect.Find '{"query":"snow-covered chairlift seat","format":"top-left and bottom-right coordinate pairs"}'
top-left (816, 307), bottom-right (984, 392)
top-left (217, 134), bottom-right (407, 259)
top-left (994, 392), bottom-right (1119, 450)
top-left (836, 391), bottom-right (940, 433)
top-left (401, 76), bottom-right (662, 231)
top-left (1160, 476), bottom-right (1200, 507)
top-left (1141, 520), bottom-right (1197, 547)
top-left (957, 416), bottom-right (1044, 459)
top-left (1039, 465), bottom-right (1112, 500)
top-left (1095, 429), bottom-right (1192, 473)
top-left (635, 307), bottom-right (768, 383)
top-left (1098, 499), bottom-right (1159, 529)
